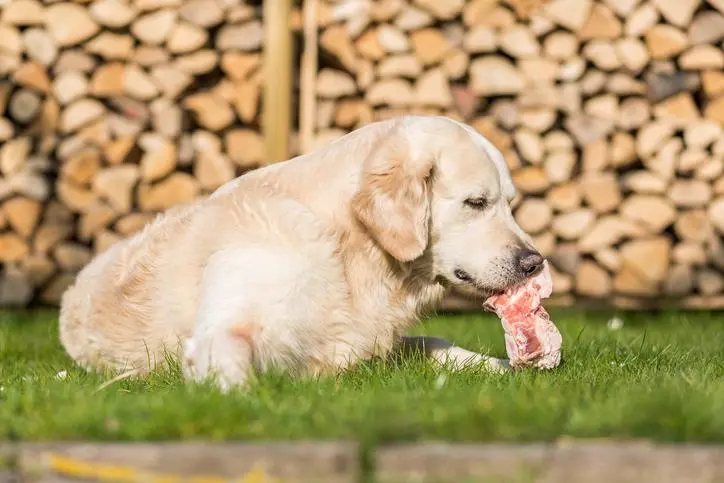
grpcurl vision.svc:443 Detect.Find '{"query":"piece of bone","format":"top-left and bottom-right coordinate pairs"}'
top-left (484, 261), bottom-right (562, 369)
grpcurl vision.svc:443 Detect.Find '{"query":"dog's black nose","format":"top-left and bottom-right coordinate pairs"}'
top-left (517, 249), bottom-right (544, 277)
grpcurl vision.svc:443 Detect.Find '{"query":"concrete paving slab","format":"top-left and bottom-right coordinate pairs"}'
top-left (538, 441), bottom-right (723, 483)
top-left (376, 441), bottom-right (724, 483)
top-left (17, 441), bottom-right (360, 483)
top-left (375, 442), bottom-right (551, 483)
top-left (7, 440), bottom-right (724, 482)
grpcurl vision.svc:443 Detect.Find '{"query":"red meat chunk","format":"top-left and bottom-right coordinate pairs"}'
top-left (484, 261), bottom-right (562, 369)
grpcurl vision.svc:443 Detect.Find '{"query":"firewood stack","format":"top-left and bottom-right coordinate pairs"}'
top-left (1, 0), bottom-right (724, 309)
top-left (0, 0), bottom-right (265, 305)
top-left (300, 0), bottom-right (724, 308)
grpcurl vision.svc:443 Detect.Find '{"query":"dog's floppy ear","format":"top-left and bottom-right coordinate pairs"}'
top-left (352, 130), bottom-right (434, 262)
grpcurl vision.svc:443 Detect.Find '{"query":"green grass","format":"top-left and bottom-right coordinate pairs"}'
top-left (1, 309), bottom-right (724, 444)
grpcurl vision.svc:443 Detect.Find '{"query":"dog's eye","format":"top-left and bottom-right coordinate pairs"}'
top-left (464, 197), bottom-right (488, 210)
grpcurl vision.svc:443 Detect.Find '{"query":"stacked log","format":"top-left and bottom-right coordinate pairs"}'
top-left (305, 0), bottom-right (724, 307)
top-left (0, 0), bottom-right (264, 305)
top-left (1, 0), bottom-right (724, 308)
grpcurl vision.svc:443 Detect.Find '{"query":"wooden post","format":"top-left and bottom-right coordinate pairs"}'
top-left (262, 0), bottom-right (293, 163)
top-left (299, 0), bottom-right (318, 154)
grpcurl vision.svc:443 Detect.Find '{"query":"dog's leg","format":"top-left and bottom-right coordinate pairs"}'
top-left (396, 336), bottom-right (510, 373)
top-left (183, 325), bottom-right (254, 392)
top-left (183, 251), bottom-right (259, 392)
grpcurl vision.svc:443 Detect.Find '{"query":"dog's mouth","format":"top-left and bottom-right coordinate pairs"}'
top-left (446, 267), bottom-right (537, 304)
top-left (442, 270), bottom-right (493, 299)
top-left (453, 268), bottom-right (475, 284)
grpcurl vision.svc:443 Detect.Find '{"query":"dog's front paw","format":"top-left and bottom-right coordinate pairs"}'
top-left (482, 356), bottom-right (511, 374)
top-left (438, 346), bottom-right (511, 374)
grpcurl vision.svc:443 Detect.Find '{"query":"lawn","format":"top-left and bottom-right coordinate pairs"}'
top-left (1, 308), bottom-right (724, 445)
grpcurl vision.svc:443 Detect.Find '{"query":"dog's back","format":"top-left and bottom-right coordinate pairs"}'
top-left (58, 174), bottom-right (353, 376)
top-left (59, 202), bottom-right (208, 373)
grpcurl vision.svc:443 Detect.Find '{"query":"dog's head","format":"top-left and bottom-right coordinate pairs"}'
top-left (352, 116), bottom-right (543, 298)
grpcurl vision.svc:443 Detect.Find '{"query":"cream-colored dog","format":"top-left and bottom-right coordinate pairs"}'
top-left (59, 116), bottom-right (545, 390)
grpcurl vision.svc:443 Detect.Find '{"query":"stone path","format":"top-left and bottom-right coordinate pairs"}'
top-left (2, 440), bottom-right (724, 482)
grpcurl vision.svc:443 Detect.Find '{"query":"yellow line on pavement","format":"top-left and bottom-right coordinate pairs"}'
top-left (45, 453), bottom-right (280, 483)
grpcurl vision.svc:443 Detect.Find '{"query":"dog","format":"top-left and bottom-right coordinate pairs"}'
top-left (58, 116), bottom-right (545, 391)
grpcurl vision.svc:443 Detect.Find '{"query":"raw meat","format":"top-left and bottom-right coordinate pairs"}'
top-left (483, 261), bottom-right (562, 369)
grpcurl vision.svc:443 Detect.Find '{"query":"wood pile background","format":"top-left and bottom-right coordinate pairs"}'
top-left (0, 0), bottom-right (723, 309)
top-left (301, 0), bottom-right (724, 309)
top-left (0, 0), bottom-right (266, 305)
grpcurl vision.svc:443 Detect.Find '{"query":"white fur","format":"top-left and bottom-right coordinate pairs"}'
top-left (59, 116), bottom-right (540, 391)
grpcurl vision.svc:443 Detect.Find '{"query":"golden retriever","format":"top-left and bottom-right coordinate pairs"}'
top-left (58, 116), bottom-right (545, 390)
